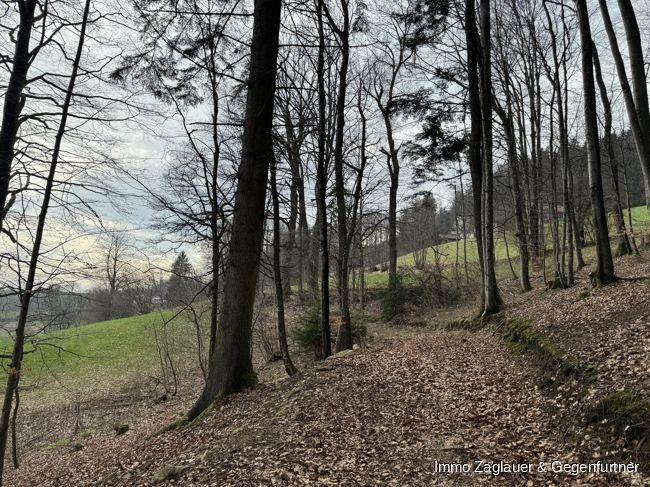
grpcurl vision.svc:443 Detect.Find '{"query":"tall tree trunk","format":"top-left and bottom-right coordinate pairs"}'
top-left (568, 166), bottom-right (586, 268)
top-left (270, 158), bottom-right (297, 376)
top-left (592, 42), bottom-right (632, 257)
top-left (187, 0), bottom-right (282, 420)
top-left (464, 0), bottom-right (485, 310)
top-left (619, 140), bottom-right (639, 253)
top-left (459, 162), bottom-right (469, 284)
top-left (316, 0), bottom-right (331, 358)
top-left (0, 0), bottom-right (91, 481)
top-left (282, 106), bottom-right (301, 296)
top-left (616, 0), bottom-right (650, 211)
top-left (0, 0), bottom-right (37, 227)
top-left (454, 184), bottom-right (460, 285)
top-left (598, 0), bottom-right (650, 211)
top-left (297, 164), bottom-right (309, 298)
top-left (208, 66), bottom-right (221, 366)
top-left (330, 0), bottom-right (353, 351)
top-left (543, 0), bottom-right (570, 286)
top-left (386, 137), bottom-right (400, 305)
top-left (479, 0), bottom-right (500, 315)
top-left (358, 232), bottom-right (365, 310)
top-left (287, 102), bottom-right (310, 299)
top-left (495, 95), bottom-right (531, 292)
top-left (575, 0), bottom-right (616, 285)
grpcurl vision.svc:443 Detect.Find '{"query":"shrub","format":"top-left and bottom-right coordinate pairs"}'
top-left (350, 313), bottom-right (369, 342)
top-left (381, 279), bottom-right (404, 322)
top-left (293, 305), bottom-right (323, 358)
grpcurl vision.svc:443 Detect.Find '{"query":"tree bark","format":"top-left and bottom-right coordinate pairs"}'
top-left (329, 0), bottom-right (353, 351)
top-left (598, 0), bottom-right (650, 211)
top-left (464, 0), bottom-right (486, 310)
top-left (316, 0), bottom-right (332, 358)
top-left (0, 0), bottom-right (37, 227)
top-left (478, 0), bottom-right (500, 315)
top-left (187, 0), bottom-right (283, 420)
top-left (494, 97), bottom-right (531, 292)
top-left (270, 158), bottom-right (297, 376)
top-left (575, 0), bottom-right (616, 285)
top-left (592, 42), bottom-right (632, 256)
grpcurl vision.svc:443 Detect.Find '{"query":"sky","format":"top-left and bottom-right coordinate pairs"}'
top-left (0, 0), bottom-right (649, 292)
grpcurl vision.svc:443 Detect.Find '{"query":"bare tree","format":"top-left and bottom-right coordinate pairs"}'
top-left (0, 0), bottom-right (92, 481)
top-left (0, 0), bottom-right (38, 226)
top-left (575, 0), bottom-right (615, 285)
top-left (478, 0), bottom-right (500, 315)
top-left (100, 232), bottom-right (131, 320)
top-left (592, 42), bottom-right (633, 257)
top-left (597, 0), bottom-right (650, 211)
top-left (270, 157), bottom-right (297, 376)
top-left (187, 0), bottom-right (282, 421)
top-left (315, 0), bottom-right (332, 358)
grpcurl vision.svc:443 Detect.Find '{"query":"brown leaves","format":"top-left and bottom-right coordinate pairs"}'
top-left (510, 256), bottom-right (650, 402)
top-left (9, 325), bottom-right (646, 486)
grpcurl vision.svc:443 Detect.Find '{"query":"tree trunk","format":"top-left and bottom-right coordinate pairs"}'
top-left (494, 87), bottom-right (531, 292)
top-left (271, 158), bottom-right (297, 376)
top-left (316, 0), bottom-right (331, 358)
top-left (0, 0), bottom-right (91, 481)
top-left (592, 42), bottom-right (632, 257)
top-left (208, 67), bottom-right (221, 366)
top-left (621, 149), bottom-right (640, 254)
top-left (598, 0), bottom-right (650, 211)
top-left (0, 0), bottom-right (37, 226)
top-left (331, 0), bottom-right (353, 351)
top-left (379, 104), bottom-right (400, 313)
top-left (459, 160), bottom-right (469, 284)
top-left (187, 0), bottom-right (282, 420)
top-left (464, 0), bottom-right (485, 310)
top-left (479, 0), bottom-right (500, 315)
top-left (568, 166), bottom-right (586, 268)
top-left (575, 0), bottom-right (616, 285)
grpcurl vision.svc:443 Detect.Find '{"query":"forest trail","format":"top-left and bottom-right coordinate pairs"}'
top-left (9, 327), bottom-right (646, 486)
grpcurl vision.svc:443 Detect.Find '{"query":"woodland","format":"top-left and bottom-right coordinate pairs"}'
top-left (0, 0), bottom-right (650, 485)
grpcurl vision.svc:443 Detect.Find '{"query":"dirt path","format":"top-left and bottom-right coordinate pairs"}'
top-left (8, 328), bottom-right (646, 486)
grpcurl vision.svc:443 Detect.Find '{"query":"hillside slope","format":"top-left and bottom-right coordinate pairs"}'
top-left (8, 326), bottom-right (646, 486)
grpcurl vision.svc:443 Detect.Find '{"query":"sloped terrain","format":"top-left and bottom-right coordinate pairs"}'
top-left (510, 253), bottom-right (650, 401)
top-left (8, 327), bottom-right (646, 486)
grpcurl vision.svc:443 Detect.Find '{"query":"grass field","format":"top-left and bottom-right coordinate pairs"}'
top-left (0, 310), bottom-right (203, 408)
top-left (363, 205), bottom-right (650, 288)
top-left (625, 205), bottom-right (650, 231)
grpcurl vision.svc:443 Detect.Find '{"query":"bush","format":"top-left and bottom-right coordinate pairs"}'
top-left (294, 307), bottom-right (371, 358)
top-left (350, 313), bottom-right (369, 342)
top-left (381, 279), bottom-right (404, 322)
top-left (293, 305), bottom-right (323, 358)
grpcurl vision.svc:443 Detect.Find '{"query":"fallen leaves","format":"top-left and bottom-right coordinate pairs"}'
top-left (8, 326), bottom-right (647, 486)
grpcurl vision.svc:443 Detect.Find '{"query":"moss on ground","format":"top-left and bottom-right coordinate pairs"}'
top-left (585, 389), bottom-right (650, 471)
top-left (500, 317), bottom-right (588, 382)
top-left (449, 311), bottom-right (649, 471)
top-left (586, 390), bottom-right (650, 447)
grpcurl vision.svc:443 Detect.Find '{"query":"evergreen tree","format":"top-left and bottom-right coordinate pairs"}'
top-left (166, 251), bottom-right (195, 306)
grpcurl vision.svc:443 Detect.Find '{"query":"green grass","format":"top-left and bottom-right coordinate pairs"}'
top-left (395, 234), bottom-right (520, 267)
top-left (625, 205), bottom-right (650, 231)
top-left (364, 233), bottom-right (532, 289)
top-left (363, 205), bottom-right (650, 289)
top-left (0, 309), bottom-right (203, 408)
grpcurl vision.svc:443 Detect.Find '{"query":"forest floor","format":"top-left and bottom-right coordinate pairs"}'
top-left (6, 251), bottom-right (650, 486)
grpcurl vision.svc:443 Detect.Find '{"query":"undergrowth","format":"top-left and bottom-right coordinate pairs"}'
top-left (586, 390), bottom-right (650, 469)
